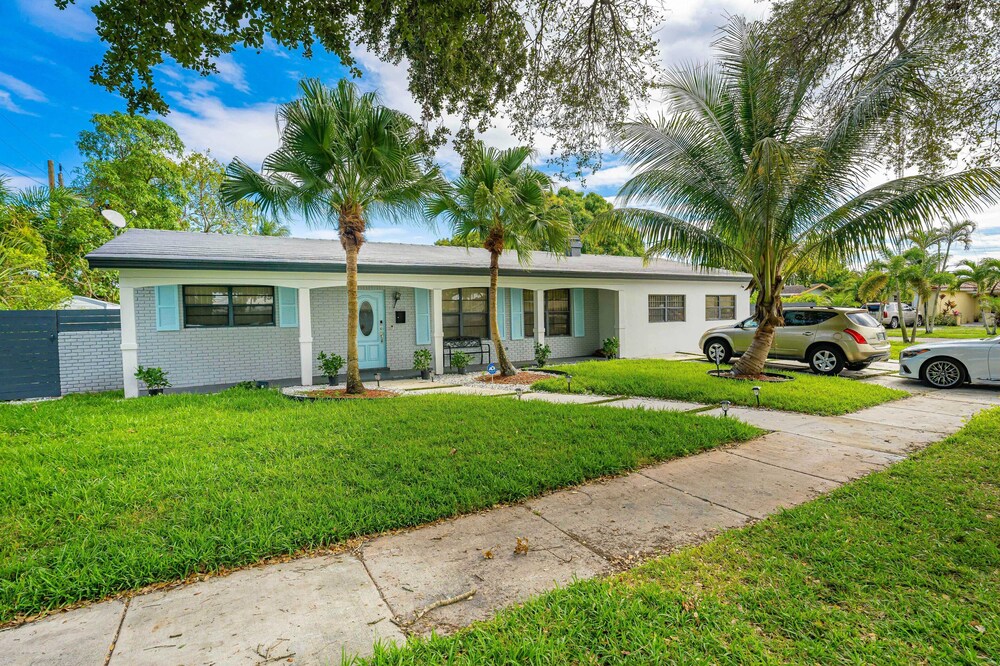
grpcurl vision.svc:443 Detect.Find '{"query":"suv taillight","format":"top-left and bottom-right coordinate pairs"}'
top-left (843, 328), bottom-right (867, 344)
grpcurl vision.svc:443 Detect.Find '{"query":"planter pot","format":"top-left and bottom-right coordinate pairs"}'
top-left (148, 388), bottom-right (164, 396)
top-left (327, 375), bottom-right (340, 386)
top-left (255, 380), bottom-right (269, 389)
top-left (457, 367), bottom-right (467, 375)
top-left (420, 369), bottom-right (431, 380)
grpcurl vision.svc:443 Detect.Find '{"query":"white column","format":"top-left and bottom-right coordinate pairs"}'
top-left (298, 287), bottom-right (313, 386)
top-left (119, 285), bottom-right (139, 398)
top-left (432, 288), bottom-right (445, 375)
top-left (535, 289), bottom-right (546, 346)
top-left (616, 289), bottom-right (628, 358)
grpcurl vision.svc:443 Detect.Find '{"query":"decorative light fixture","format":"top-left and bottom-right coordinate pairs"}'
top-left (375, 372), bottom-right (382, 388)
top-left (515, 387), bottom-right (524, 400)
top-left (720, 399), bottom-right (731, 417)
top-left (393, 291), bottom-right (402, 308)
top-left (752, 385), bottom-right (761, 407)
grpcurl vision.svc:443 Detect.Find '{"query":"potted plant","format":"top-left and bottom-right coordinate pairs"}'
top-left (533, 342), bottom-right (552, 368)
top-left (451, 350), bottom-right (471, 375)
top-left (601, 336), bottom-right (620, 359)
top-left (413, 348), bottom-right (433, 380)
top-left (317, 351), bottom-right (345, 386)
top-left (135, 365), bottom-right (170, 396)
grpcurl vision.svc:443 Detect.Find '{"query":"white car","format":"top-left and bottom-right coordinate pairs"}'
top-left (899, 337), bottom-right (1000, 388)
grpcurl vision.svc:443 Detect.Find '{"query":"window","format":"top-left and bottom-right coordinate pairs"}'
top-left (183, 286), bottom-right (275, 327)
top-left (846, 312), bottom-right (880, 328)
top-left (545, 289), bottom-right (571, 336)
top-left (783, 310), bottom-right (837, 326)
top-left (705, 295), bottom-right (736, 321)
top-left (443, 287), bottom-right (489, 339)
top-left (648, 294), bottom-right (685, 322)
top-left (523, 289), bottom-right (535, 337)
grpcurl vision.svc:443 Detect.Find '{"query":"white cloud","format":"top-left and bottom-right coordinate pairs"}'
top-left (0, 72), bottom-right (46, 103)
top-left (0, 90), bottom-right (30, 115)
top-left (214, 54), bottom-right (250, 93)
top-left (15, 0), bottom-right (96, 41)
top-left (166, 93), bottom-right (279, 167)
top-left (1, 174), bottom-right (47, 191)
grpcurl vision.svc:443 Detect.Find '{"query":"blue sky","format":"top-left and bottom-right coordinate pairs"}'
top-left (1, 0), bottom-right (997, 258)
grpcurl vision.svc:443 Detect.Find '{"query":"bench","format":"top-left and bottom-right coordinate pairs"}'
top-left (443, 337), bottom-right (492, 367)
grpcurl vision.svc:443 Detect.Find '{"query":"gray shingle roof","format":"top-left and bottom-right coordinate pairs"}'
top-left (87, 229), bottom-right (749, 282)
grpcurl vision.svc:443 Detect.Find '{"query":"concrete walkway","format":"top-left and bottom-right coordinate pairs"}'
top-left (3, 378), bottom-right (998, 665)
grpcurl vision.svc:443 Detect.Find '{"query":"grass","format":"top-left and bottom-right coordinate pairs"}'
top-left (533, 359), bottom-right (906, 415)
top-left (0, 389), bottom-right (759, 623)
top-left (886, 325), bottom-right (991, 339)
top-left (359, 407), bottom-right (1000, 665)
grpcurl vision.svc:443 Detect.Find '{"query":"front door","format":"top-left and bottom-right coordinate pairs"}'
top-left (357, 290), bottom-right (386, 370)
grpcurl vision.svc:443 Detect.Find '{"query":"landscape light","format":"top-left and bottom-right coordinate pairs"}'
top-left (720, 399), bottom-right (731, 417)
top-left (375, 372), bottom-right (381, 388)
top-left (515, 387), bottom-right (524, 400)
top-left (752, 386), bottom-right (761, 407)
top-left (567, 374), bottom-right (573, 393)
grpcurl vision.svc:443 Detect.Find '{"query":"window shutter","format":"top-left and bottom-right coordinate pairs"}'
top-left (510, 288), bottom-right (524, 340)
top-left (277, 287), bottom-right (299, 327)
top-left (496, 287), bottom-right (507, 339)
top-left (414, 288), bottom-right (431, 345)
top-left (155, 285), bottom-right (180, 331)
top-left (572, 288), bottom-right (585, 337)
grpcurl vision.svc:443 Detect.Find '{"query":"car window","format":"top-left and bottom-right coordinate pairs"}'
top-left (846, 312), bottom-right (880, 328)
top-left (739, 317), bottom-right (758, 329)
top-left (783, 310), bottom-right (837, 326)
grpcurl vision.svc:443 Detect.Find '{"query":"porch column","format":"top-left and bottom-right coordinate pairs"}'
top-left (120, 285), bottom-right (139, 398)
top-left (432, 288), bottom-right (445, 375)
top-left (535, 289), bottom-right (546, 346)
top-left (298, 287), bottom-right (313, 385)
top-left (616, 289), bottom-right (628, 358)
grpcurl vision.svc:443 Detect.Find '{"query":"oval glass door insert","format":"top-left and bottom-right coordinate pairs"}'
top-left (359, 301), bottom-right (374, 336)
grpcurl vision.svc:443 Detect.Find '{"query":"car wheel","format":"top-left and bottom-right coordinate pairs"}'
top-left (921, 357), bottom-right (965, 389)
top-left (704, 339), bottom-right (733, 364)
top-left (889, 317), bottom-right (899, 329)
top-left (808, 345), bottom-right (846, 375)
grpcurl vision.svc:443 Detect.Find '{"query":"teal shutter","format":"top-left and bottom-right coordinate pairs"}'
top-left (496, 287), bottom-right (507, 339)
top-left (510, 288), bottom-right (524, 340)
top-left (277, 287), bottom-right (298, 327)
top-left (414, 288), bottom-right (431, 345)
top-left (572, 288), bottom-right (585, 337)
top-left (155, 285), bottom-right (180, 331)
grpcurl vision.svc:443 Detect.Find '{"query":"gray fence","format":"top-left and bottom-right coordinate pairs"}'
top-left (0, 310), bottom-right (122, 401)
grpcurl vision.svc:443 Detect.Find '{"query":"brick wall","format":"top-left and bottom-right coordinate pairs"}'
top-left (500, 288), bottom-right (602, 363)
top-left (58, 329), bottom-right (123, 395)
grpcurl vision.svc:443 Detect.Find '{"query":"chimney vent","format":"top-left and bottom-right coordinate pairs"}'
top-left (567, 236), bottom-right (583, 257)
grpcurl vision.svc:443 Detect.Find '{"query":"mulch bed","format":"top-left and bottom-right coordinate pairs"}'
top-left (707, 370), bottom-right (793, 382)
top-left (474, 372), bottom-right (553, 385)
top-left (302, 388), bottom-right (398, 399)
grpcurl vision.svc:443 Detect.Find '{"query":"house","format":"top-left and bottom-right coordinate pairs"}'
top-left (87, 230), bottom-right (751, 397)
top-left (781, 283), bottom-right (832, 298)
top-left (65, 295), bottom-right (120, 310)
top-left (931, 282), bottom-right (1000, 324)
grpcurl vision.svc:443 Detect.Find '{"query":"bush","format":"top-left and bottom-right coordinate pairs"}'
top-left (601, 336), bottom-right (620, 359)
top-left (134, 365), bottom-right (170, 390)
top-left (413, 348), bottom-right (432, 371)
top-left (451, 350), bottom-right (471, 370)
top-left (534, 342), bottom-right (552, 367)
top-left (933, 313), bottom-right (958, 326)
top-left (316, 351), bottom-right (344, 377)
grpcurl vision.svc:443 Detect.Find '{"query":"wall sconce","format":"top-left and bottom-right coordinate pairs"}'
top-left (393, 291), bottom-right (402, 308)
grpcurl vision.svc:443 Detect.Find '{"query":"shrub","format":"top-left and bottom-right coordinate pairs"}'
top-left (534, 342), bottom-right (552, 367)
top-left (134, 366), bottom-right (170, 390)
top-left (413, 348), bottom-right (432, 371)
top-left (317, 351), bottom-right (345, 377)
top-left (451, 350), bottom-right (472, 371)
top-left (601, 336), bottom-right (620, 359)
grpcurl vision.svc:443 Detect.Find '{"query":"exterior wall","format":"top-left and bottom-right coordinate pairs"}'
top-left (135, 287), bottom-right (299, 388)
top-left (498, 288), bottom-right (602, 362)
top-left (620, 282), bottom-right (750, 358)
top-left (58, 329), bottom-right (123, 395)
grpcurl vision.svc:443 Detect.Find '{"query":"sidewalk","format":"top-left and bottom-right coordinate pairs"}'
top-left (3, 377), bottom-right (997, 665)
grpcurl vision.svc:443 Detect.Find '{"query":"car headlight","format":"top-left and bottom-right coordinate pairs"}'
top-left (899, 348), bottom-right (930, 360)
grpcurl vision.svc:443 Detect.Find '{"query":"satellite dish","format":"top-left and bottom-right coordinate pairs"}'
top-left (101, 209), bottom-right (127, 229)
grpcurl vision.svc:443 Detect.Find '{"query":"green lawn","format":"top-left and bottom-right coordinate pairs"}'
top-left (360, 407), bottom-right (1000, 665)
top-left (0, 389), bottom-right (758, 623)
top-left (533, 359), bottom-right (906, 415)
top-left (886, 325), bottom-right (991, 339)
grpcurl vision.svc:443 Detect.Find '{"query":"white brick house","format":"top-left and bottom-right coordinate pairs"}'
top-left (87, 229), bottom-right (751, 397)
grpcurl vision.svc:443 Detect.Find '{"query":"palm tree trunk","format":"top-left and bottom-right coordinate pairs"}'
top-left (895, 292), bottom-right (909, 343)
top-left (731, 294), bottom-right (782, 377)
top-left (340, 204), bottom-right (366, 395)
top-left (489, 251), bottom-right (517, 376)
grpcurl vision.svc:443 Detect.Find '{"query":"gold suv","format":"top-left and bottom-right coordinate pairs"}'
top-left (698, 306), bottom-right (891, 375)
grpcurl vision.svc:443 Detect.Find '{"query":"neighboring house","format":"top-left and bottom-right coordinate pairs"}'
top-left (931, 282), bottom-right (1000, 324)
top-left (87, 230), bottom-right (751, 397)
top-left (65, 295), bottom-right (120, 310)
top-left (781, 283), bottom-right (831, 298)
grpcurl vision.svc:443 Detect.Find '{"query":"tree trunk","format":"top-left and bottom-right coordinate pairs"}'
top-left (911, 294), bottom-right (920, 343)
top-left (730, 293), bottom-right (782, 377)
top-left (895, 292), bottom-right (909, 343)
top-left (340, 204), bottom-right (366, 395)
top-left (489, 251), bottom-right (517, 376)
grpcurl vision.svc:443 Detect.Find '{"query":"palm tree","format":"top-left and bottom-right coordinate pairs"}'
top-left (591, 18), bottom-right (1000, 376)
top-left (254, 218), bottom-right (291, 237)
top-left (953, 258), bottom-right (1000, 334)
top-left (223, 79), bottom-right (440, 393)
top-left (937, 219), bottom-right (977, 272)
top-left (859, 248), bottom-right (923, 343)
top-left (427, 145), bottom-right (571, 376)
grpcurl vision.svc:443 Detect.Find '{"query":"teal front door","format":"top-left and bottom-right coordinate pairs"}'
top-left (357, 290), bottom-right (387, 369)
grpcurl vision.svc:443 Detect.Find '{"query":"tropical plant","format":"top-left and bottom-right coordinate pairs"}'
top-left (413, 348), bottom-right (432, 374)
top-left (859, 248), bottom-right (923, 343)
top-left (953, 259), bottom-right (1000, 334)
top-left (591, 17), bottom-right (1000, 377)
top-left (317, 351), bottom-right (345, 381)
top-left (134, 366), bottom-right (171, 392)
top-left (223, 79), bottom-right (439, 394)
top-left (601, 336), bottom-right (620, 359)
top-left (450, 350), bottom-right (472, 373)
top-left (534, 342), bottom-right (552, 368)
top-left (426, 145), bottom-right (572, 376)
